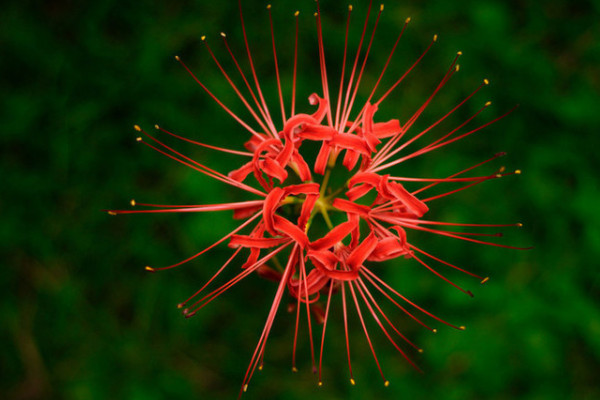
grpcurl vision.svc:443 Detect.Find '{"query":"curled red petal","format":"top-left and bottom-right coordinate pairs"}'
top-left (329, 133), bottom-right (370, 155)
top-left (263, 187), bottom-right (286, 235)
top-left (260, 158), bottom-right (288, 183)
top-left (314, 142), bottom-right (331, 175)
top-left (257, 265), bottom-right (283, 282)
top-left (273, 215), bottom-right (309, 248)
top-left (388, 181), bottom-right (429, 217)
top-left (233, 204), bottom-right (262, 220)
top-left (290, 151), bottom-right (312, 181)
top-left (309, 220), bottom-right (357, 251)
top-left (229, 235), bottom-right (290, 249)
top-left (284, 183), bottom-right (320, 196)
top-left (367, 236), bottom-right (410, 262)
top-left (308, 93), bottom-right (328, 123)
top-left (298, 193), bottom-right (319, 230)
top-left (373, 120), bottom-right (402, 138)
top-left (332, 198), bottom-right (372, 218)
top-left (346, 232), bottom-right (379, 271)
top-left (228, 161), bottom-right (253, 182)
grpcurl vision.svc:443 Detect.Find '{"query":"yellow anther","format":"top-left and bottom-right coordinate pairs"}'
top-left (456, 64), bottom-right (460, 72)
top-left (433, 328), bottom-right (438, 333)
top-left (349, 5), bottom-right (353, 11)
top-left (485, 101), bottom-right (492, 106)
top-left (201, 35), bottom-right (206, 41)
top-left (384, 380), bottom-right (390, 387)
top-left (405, 17), bottom-right (411, 23)
top-left (243, 384), bottom-right (248, 392)
top-left (145, 266), bottom-right (155, 272)
top-left (380, 4), bottom-right (384, 11)
top-left (459, 325), bottom-right (466, 331)
top-left (258, 364), bottom-right (263, 371)
top-left (108, 211), bottom-right (117, 216)
top-left (515, 169), bottom-right (522, 174)
top-left (517, 222), bottom-right (523, 227)
top-left (484, 78), bottom-right (490, 85)
top-left (495, 173), bottom-right (502, 178)
top-left (433, 34), bottom-right (438, 41)
top-left (136, 137), bottom-right (142, 142)
top-left (318, 381), bottom-right (323, 386)
top-left (177, 303), bottom-right (184, 309)
top-left (499, 166), bottom-right (506, 173)
top-left (154, 124), bottom-right (160, 129)
top-left (175, 55), bottom-right (180, 61)
top-left (292, 367), bottom-right (298, 372)
top-left (481, 277), bottom-right (490, 284)
top-left (267, 4), bottom-right (271, 9)
top-left (418, 348), bottom-right (424, 353)
top-left (220, 32), bottom-right (226, 38)
top-left (350, 378), bottom-right (356, 385)
top-left (134, 124), bottom-right (141, 131)
top-left (314, 12), bottom-right (318, 17)
top-left (130, 199), bottom-right (136, 206)
top-left (295, 10), bottom-right (300, 16)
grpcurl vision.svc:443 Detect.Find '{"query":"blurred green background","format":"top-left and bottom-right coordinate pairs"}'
top-left (2, 0), bottom-right (599, 399)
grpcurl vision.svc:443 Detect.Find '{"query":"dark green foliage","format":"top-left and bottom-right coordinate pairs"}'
top-left (1, 0), bottom-right (599, 399)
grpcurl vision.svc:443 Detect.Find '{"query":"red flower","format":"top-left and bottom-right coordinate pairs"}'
top-left (108, 0), bottom-right (527, 394)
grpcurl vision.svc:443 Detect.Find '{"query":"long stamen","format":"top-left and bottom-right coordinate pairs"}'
top-left (374, 33), bottom-right (437, 108)
top-left (220, 34), bottom-right (278, 138)
top-left (185, 242), bottom-right (291, 317)
top-left (373, 100), bottom-right (491, 171)
top-left (267, 5), bottom-right (287, 124)
top-left (359, 268), bottom-right (436, 331)
top-left (315, 1), bottom-right (333, 126)
top-left (340, 4), bottom-right (384, 131)
top-left (177, 247), bottom-right (243, 309)
top-left (318, 282), bottom-right (335, 385)
top-left (347, 276), bottom-right (388, 386)
top-left (175, 56), bottom-right (265, 141)
top-left (412, 152), bottom-right (507, 196)
top-left (398, 105), bottom-right (519, 165)
top-left (340, 0), bottom-right (373, 129)
top-left (345, 16), bottom-right (411, 134)
top-left (373, 50), bottom-right (460, 166)
top-left (371, 80), bottom-right (487, 170)
top-left (291, 275), bottom-right (302, 373)
top-left (354, 276), bottom-right (423, 370)
top-left (108, 200), bottom-right (264, 215)
top-left (376, 214), bottom-right (531, 250)
top-left (341, 283), bottom-right (355, 385)
top-left (291, 11), bottom-right (299, 117)
top-left (420, 171), bottom-right (518, 203)
top-left (155, 124), bottom-right (253, 156)
top-left (238, 0), bottom-right (279, 138)
top-left (334, 5), bottom-right (353, 130)
top-left (362, 266), bottom-right (465, 330)
top-left (409, 243), bottom-right (486, 281)
top-left (136, 127), bottom-right (266, 197)
top-left (300, 253), bottom-right (317, 376)
top-left (144, 211), bottom-right (262, 272)
top-left (241, 245), bottom-right (298, 395)
top-left (202, 37), bottom-right (273, 136)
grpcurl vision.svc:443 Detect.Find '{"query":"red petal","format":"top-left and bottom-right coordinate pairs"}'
top-left (262, 187), bottom-right (286, 235)
top-left (309, 220), bottom-right (357, 251)
top-left (229, 235), bottom-right (290, 249)
top-left (346, 232), bottom-right (379, 271)
top-left (332, 198), bottom-right (371, 218)
top-left (273, 215), bottom-right (309, 248)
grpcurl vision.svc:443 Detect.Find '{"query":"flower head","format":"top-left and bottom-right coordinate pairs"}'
top-left (108, 0), bottom-right (526, 394)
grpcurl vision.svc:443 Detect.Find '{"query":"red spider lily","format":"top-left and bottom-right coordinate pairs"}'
top-left (108, 0), bottom-right (527, 395)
